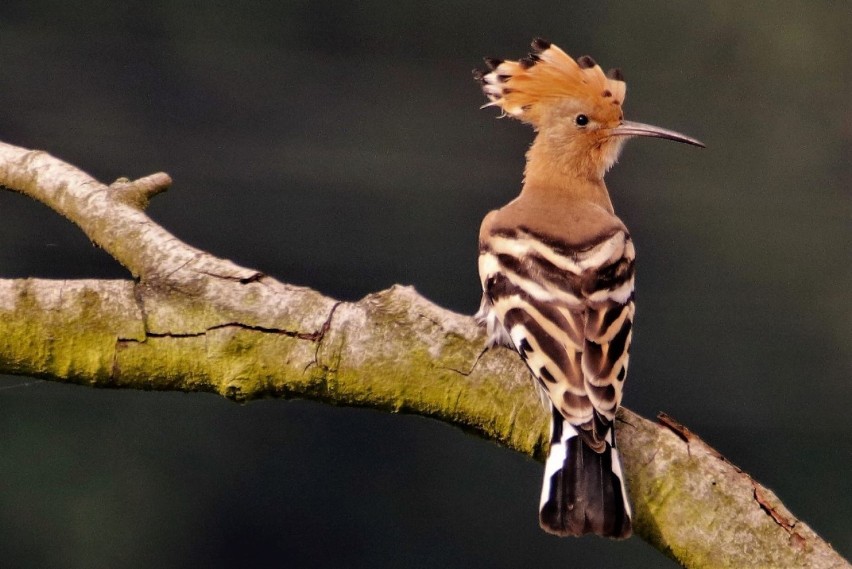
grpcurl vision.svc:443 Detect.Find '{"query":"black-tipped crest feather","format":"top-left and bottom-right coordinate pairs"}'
top-left (607, 68), bottom-right (624, 81)
top-left (519, 57), bottom-right (537, 69)
top-left (531, 37), bottom-right (551, 52)
top-left (577, 55), bottom-right (596, 69)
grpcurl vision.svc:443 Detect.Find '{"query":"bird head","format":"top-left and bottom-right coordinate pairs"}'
top-left (474, 39), bottom-right (703, 177)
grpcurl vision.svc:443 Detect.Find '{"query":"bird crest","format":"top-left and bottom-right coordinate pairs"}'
top-left (474, 38), bottom-right (626, 128)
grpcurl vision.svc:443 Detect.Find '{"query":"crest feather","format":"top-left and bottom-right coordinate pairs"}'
top-left (474, 39), bottom-right (627, 127)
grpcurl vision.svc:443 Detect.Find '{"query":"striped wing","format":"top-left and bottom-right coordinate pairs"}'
top-left (477, 227), bottom-right (635, 449)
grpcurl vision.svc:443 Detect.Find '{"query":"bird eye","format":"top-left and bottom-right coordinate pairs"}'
top-left (575, 114), bottom-right (589, 127)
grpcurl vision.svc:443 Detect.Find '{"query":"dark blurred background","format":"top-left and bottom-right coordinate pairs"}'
top-left (0, 2), bottom-right (849, 568)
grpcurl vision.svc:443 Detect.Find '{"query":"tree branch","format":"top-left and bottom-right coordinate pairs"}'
top-left (0, 141), bottom-right (847, 569)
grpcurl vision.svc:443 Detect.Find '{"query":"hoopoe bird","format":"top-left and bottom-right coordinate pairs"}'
top-left (473, 38), bottom-right (703, 538)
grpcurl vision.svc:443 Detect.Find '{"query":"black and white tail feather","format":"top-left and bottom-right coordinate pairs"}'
top-left (540, 406), bottom-right (631, 537)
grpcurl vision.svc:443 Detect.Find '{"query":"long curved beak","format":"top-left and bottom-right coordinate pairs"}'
top-left (609, 120), bottom-right (705, 148)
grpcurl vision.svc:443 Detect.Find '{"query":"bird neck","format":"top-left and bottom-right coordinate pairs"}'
top-left (521, 134), bottom-right (615, 213)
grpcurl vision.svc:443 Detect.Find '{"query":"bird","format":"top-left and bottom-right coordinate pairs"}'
top-left (473, 38), bottom-right (703, 538)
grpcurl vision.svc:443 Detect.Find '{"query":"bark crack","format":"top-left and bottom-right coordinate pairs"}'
top-left (439, 346), bottom-right (489, 376)
top-left (141, 319), bottom-right (336, 341)
top-left (160, 252), bottom-right (203, 281)
top-left (196, 268), bottom-right (265, 284)
top-left (131, 282), bottom-right (150, 337)
top-left (304, 301), bottom-right (343, 374)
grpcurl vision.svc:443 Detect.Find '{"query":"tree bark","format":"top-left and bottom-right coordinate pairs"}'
top-left (0, 140), bottom-right (847, 569)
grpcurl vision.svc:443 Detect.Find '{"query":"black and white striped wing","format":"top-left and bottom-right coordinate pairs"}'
top-left (477, 227), bottom-right (635, 447)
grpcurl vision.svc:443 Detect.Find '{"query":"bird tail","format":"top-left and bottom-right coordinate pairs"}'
top-left (539, 406), bottom-right (632, 538)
